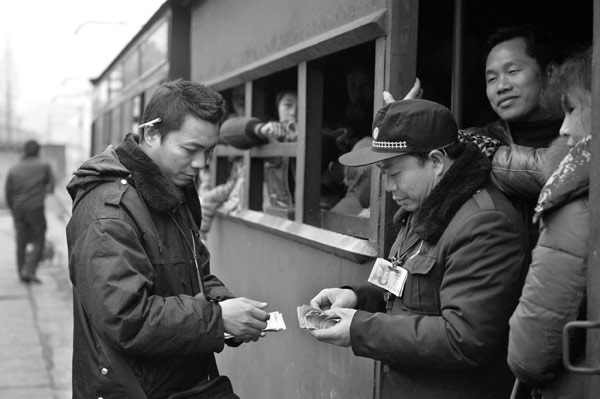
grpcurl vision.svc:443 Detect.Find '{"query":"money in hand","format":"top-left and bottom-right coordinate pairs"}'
top-left (297, 305), bottom-right (341, 330)
top-left (224, 311), bottom-right (286, 339)
top-left (265, 311), bottom-right (286, 332)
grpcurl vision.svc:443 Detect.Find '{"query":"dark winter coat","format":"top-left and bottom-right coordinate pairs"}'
top-left (462, 118), bottom-right (561, 250)
top-left (349, 144), bottom-right (530, 399)
top-left (5, 156), bottom-right (54, 211)
top-left (508, 136), bottom-right (590, 399)
top-left (66, 134), bottom-right (235, 399)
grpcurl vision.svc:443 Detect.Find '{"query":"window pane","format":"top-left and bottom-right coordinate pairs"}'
top-left (141, 21), bottom-right (168, 74)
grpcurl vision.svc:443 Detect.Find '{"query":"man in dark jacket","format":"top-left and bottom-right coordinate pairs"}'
top-left (5, 140), bottom-right (54, 284)
top-left (66, 79), bottom-right (269, 399)
top-left (309, 99), bottom-right (530, 399)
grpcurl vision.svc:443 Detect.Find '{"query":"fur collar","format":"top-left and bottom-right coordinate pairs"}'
top-left (534, 135), bottom-right (590, 223)
top-left (394, 143), bottom-right (491, 244)
top-left (114, 133), bottom-right (202, 226)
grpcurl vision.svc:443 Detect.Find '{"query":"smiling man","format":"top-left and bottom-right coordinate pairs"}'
top-left (66, 79), bottom-right (268, 399)
top-left (482, 25), bottom-right (561, 146)
top-left (309, 99), bottom-right (530, 399)
top-left (462, 25), bottom-right (565, 250)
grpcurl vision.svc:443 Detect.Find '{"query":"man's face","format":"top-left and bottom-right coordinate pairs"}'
top-left (145, 115), bottom-right (219, 187)
top-left (559, 89), bottom-right (592, 147)
top-left (378, 154), bottom-right (439, 212)
top-left (485, 37), bottom-right (545, 122)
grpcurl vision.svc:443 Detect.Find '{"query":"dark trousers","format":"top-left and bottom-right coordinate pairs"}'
top-left (12, 207), bottom-right (47, 279)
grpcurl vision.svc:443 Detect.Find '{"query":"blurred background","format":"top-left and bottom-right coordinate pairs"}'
top-left (0, 0), bottom-right (164, 187)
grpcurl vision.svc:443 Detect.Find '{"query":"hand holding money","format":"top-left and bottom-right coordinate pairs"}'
top-left (224, 311), bottom-right (286, 340)
top-left (297, 305), bottom-right (341, 330)
top-left (307, 307), bottom-right (356, 347)
top-left (309, 288), bottom-right (358, 310)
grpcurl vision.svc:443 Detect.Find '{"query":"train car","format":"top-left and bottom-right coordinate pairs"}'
top-left (89, 0), bottom-right (191, 155)
top-left (91, 0), bottom-right (600, 397)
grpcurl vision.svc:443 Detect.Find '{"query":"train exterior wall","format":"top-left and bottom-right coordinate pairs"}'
top-left (207, 215), bottom-right (376, 398)
top-left (190, 0), bottom-right (387, 85)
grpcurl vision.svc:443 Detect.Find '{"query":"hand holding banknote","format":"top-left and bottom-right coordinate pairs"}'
top-left (309, 288), bottom-right (358, 310)
top-left (305, 306), bottom-right (356, 347)
top-left (297, 305), bottom-right (341, 330)
top-left (224, 311), bottom-right (286, 340)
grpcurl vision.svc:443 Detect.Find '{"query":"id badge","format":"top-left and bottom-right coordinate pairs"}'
top-left (367, 257), bottom-right (408, 297)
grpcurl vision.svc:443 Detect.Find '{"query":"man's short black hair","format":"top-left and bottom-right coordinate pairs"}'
top-left (23, 140), bottom-right (40, 158)
top-left (486, 24), bottom-right (558, 72)
top-left (141, 79), bottom-right (227, 142)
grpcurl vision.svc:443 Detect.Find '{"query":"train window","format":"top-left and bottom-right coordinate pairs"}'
top-left (109, 106), bottom-right (122, 146)
top-left (417, 0), bottom-right (593, 129)
top-left (141, 20), bottom-right (168, 75)
top-left (109, 66), bottom-right (123, 101)
top-left (95, 79), bottom-right (109, 109)
top-left (130, 94), bottom-right (143, 135)
top-left (123, 49), bottom-right (140, 88)
top-left (317, 42), bottom-right (375, 238)
top-left (102, 113), bottom-right (112, 151)
top-left (212, 43), bottom-right (375, 239)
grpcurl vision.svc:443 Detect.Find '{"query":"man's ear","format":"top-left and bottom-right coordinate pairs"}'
top-left (428, 150), bottom-right (446, 174)
top-left (142, 128), bottom-right (161, 146)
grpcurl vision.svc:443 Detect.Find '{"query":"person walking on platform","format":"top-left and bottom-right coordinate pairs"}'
top-left (5, 139), bottom-right (54, 284)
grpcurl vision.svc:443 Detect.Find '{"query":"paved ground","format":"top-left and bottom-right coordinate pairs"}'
top-left (0, 194), bottom-right (73, 399)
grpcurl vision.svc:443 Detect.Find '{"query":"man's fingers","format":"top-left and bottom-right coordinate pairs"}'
top-left (403, 77), bottom-right (423, 100)
top-left (309, 299), bottom-right (320, 309)
top-left (238, 297), bottom-right (268, 309)
top-left (383, 91), bottom-right (396, 104)
top-left (309, 294), bottom-right (325, 309)
top-left (309, 328), bottom-right (326, 340)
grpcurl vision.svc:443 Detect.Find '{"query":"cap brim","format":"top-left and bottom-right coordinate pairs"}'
top-left (339, 146), bottom-right (407, 167)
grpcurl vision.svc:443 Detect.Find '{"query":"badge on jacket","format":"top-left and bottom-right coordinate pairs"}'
top-left (368, 257), bottom-right (408, 297)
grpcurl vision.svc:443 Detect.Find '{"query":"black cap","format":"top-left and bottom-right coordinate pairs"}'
top-left (339, 99), bottom-right (458, 167)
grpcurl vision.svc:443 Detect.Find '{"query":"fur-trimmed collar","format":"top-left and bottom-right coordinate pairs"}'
top-left (394, 144), bottom-right (491, 244)
top-left (534, 135), bottom-right (590, 223)
top-left (115, 133), bottom-right (202, 226)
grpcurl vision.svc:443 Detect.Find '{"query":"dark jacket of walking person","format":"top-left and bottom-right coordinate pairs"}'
top-left (66, 79), bottom-right (269, 399)
top-left (5, 140), bottom-right (54, 283)
top-left (309, 99), bottom-right (530, 399)
top-left (508, 46), bottom-right (592, 399)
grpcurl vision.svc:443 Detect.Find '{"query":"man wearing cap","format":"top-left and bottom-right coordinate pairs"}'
top-left (309, 99), bottom-right (530, 399)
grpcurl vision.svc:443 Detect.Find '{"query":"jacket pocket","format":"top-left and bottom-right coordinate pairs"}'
top-left (151, 257), bottom-right (196, 296)
top-left (400, 254), bottom-right (440, 315)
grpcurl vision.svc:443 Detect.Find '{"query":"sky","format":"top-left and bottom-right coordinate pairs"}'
top-left (0, 0), bottom-right (166, 142)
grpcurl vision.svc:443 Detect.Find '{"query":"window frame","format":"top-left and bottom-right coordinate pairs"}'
top-left (208, 10), bottom-right (392, 261)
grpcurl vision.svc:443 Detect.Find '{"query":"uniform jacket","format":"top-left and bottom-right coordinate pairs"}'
top-left (66, 134), bottom-right (235, 399)
top-left (508, 136), bottom-right (590, 399)
top-left (349, 144), bottom-right (530, 399)
top-left (5, 156), bottom-right (54, 211)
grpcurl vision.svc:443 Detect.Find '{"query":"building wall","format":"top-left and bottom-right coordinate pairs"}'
top-left (207, 215), bottom-right (376, 398)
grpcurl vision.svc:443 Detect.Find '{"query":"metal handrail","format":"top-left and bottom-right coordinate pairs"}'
top-left (563, 320), bottom-right (600, 374)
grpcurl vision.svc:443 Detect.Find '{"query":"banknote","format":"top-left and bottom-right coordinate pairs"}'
top-left (224, 311), bottom-right (286, 339)
top-left (297, 304), bottom-right (341, 330)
